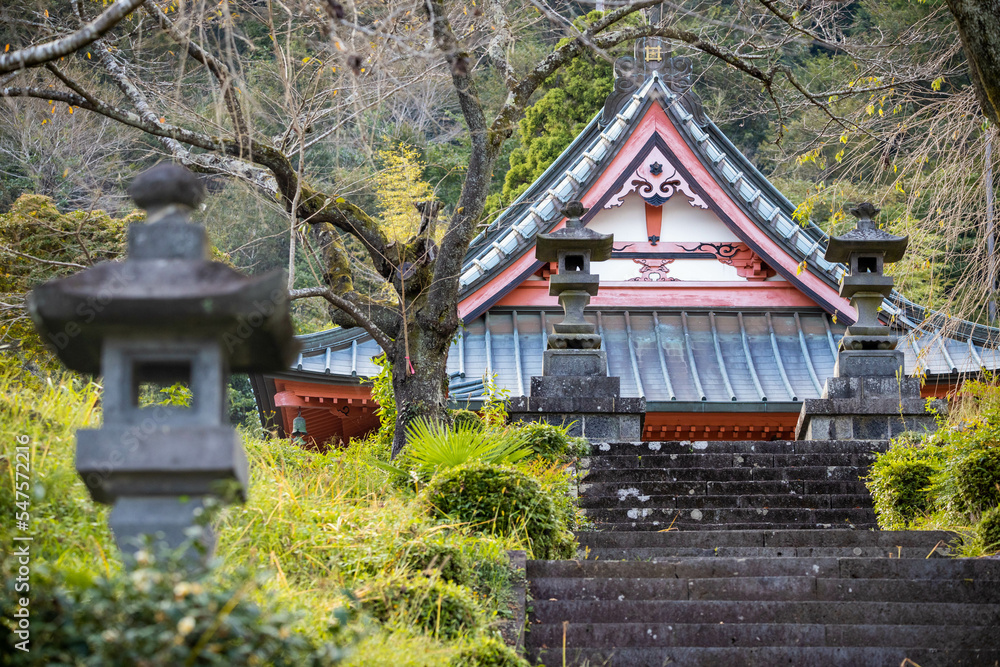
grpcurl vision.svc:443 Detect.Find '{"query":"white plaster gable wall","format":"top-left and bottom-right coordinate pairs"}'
top-left (587, 192), bottom-right (647, 241)
top-left (587, 193), bottom-right (739, 244)
top-left (659, 196), bottom-right (738, 242)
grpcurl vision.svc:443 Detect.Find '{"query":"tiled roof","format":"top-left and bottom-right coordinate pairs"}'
top-left (291, 309), bottom-right (1000, 405)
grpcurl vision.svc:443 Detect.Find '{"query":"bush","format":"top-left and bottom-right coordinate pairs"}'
top-left (975, 506), bottom-right (1000, 554)
top-left (450, 409), bottom-right (484, 431)
top-left (448, 636), bottom-right (530, 667)
top-left (423, 463), bottom-right (575, 560)
top-left (358, 576), bottom-right (481, 640)
top-left (401, 418), bottom-right (531, 480)
top-left (952, 447), bottom-right (1000, 516)
top-left (0, 551), bottom-right (353, 666)
top-left (398, 537), bottom-right (471, 586)
top-left (516, 421), bottom-right (589, 462)
top-left (866, 439), bottom-right (944, 529)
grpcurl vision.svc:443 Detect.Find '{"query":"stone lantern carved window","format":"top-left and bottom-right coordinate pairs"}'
top-left (856, 255), bottom-right (880, 274)
top-left (563, 253), bottom-right (587, 273)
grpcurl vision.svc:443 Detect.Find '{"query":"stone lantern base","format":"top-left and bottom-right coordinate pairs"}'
top-left (795, 350), bottom-right (944, 441)
top-left (508, 373), bottom-right (645, 441)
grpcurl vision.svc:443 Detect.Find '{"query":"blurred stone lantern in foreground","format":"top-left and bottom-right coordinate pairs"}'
top-left (28, 163), bottom-right (297, 558)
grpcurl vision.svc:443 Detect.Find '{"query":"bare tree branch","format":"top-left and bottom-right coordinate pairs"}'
top-left (0, 0), bottom-right (147, 74)
top-left (289, 286), bottom-right (394, 350)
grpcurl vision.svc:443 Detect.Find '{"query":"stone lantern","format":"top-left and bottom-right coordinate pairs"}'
top-left (796, 202), bottom-right (943, 440)
top-left (28, 163), bottom-right (297, 558)
top-left (535, 200), bottom-right (613, 375)
top-left (507, 201), bottom-right (644, 440)
top-left (825, 202), bottom-right (909, 373)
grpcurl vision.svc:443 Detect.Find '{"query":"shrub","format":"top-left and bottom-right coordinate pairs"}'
top-left (516, 421), bottom-right (589, 462)
top-left (952, 447), bottom-right (1000, 516)
top-left (358, 576), bottom-right (481, 640)
top-left (401, 419), bottom-right (531, 480)
top-left (866, 439), bottom-right (944, 529)
top-left (423, 463), bottom-right (575, 560)
top-left (398, 537), bottom-right (471, 586)
top-left (449, 636), bottom-right (530, 667)
top-left (0, 551), bottom-right (353, 666)
top-left (974, 506), bottom-right (1000, 554)
top-left (450, 409), bottom-right (484, 431)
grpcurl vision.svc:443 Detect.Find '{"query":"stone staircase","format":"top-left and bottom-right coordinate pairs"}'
top-left (526, 440), bottom-right (1000, 666)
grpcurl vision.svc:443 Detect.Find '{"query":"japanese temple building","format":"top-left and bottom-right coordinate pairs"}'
top-left (251, 55), bottom-right (1000, 445)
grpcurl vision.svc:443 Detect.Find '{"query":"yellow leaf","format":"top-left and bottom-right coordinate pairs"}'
top-left (87, 52), bottom-right (91, 59)
top-left (4, 45), bottom-right (9, 53)
top-left (302, 57), bottom-right (311, 64)
top-left (832, 313), bottom-right (838, 324)
top-left (159, 117), bottom-right (165, 123)
top-left (44, 9), bottom-right (48, 17)
top-left (63, 168), bottom-right (69, 177)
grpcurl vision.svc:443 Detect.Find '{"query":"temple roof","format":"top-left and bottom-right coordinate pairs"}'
top-left (286, 308), bottom-right (999, 406)
top-left (458, 73), bottom-right (997, 345)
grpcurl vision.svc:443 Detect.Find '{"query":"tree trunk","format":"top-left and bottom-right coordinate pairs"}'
top-left (947, 0), bottom-right (1000, 125)
top-left (389, 325), bottom-right (452, 459)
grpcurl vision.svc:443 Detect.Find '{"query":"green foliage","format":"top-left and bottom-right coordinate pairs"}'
top-left (228, 374), bottom-right (260, 427)
top-left (974, 506), bottom-right (1000, 554)
top-left (496, 11), bottom-right (640, 209)
top-left (448, 636), bottom-right (530, 667)
top-left (397, 536), bottom-right (472, 586)
top-left (358, 576), bottom-right (482, 640)
top-left (400, 418), bottom-right (532, 480)
top-left (479, 375), bottom-right (510, 430)
top-left (449, 409), bottom-right (483, 431)
top-left (366, 353), bottom-right (397, 452)
top-left (0, 194), bottom-right (137, 373)
top-left (0, 549), bottom-right (355, 666)
top-left (868, 378), bottom-right (1000, 536)
top-left (865, 436), bottom-right (945, 529)
top-left (423, 463), bottom-right (575, 560)
top-left (951, 447), bottom-right (1000, 516)
top-left (517, 421), bottom-right (589, 463)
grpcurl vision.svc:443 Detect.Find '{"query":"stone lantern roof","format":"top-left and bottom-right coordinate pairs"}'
top-left (535, 201), bottom-right (613, 263)
top-left (824, 203), bottom-right (908, 264)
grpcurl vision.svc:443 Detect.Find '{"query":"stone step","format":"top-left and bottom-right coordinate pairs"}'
top-left (581, 545), bottom-right (950, 559)
top-left (582, 452), bottom-right (879, 470)
top-left (591, 440), bottom-right (889, 455)
top-left (527, 645), bottom-right (999, 667)
top-left (528, 557), bottom-right (1000, 581)
top-left (580, 507), bottom-right (877, 526)
top-left (526, 621), bottom-right (999, 649)
top-left (582, 465), bottom-right (868, 483)
top-left (529, 599), bottom-right (1000, 626)
top-left (579, 479), bottom-right (871, 497)
top-left (593, 521), bottom-right (881, 531)
top-left (575, 529), bottom-right (955, 549)
top-left (529, 576), bottom-right (1000, 604)
top-left (578, 493), bottom-right (873, 510)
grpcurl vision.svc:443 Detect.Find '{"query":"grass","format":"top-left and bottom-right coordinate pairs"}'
top-left (0, 371), bottom-right (554, 663)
